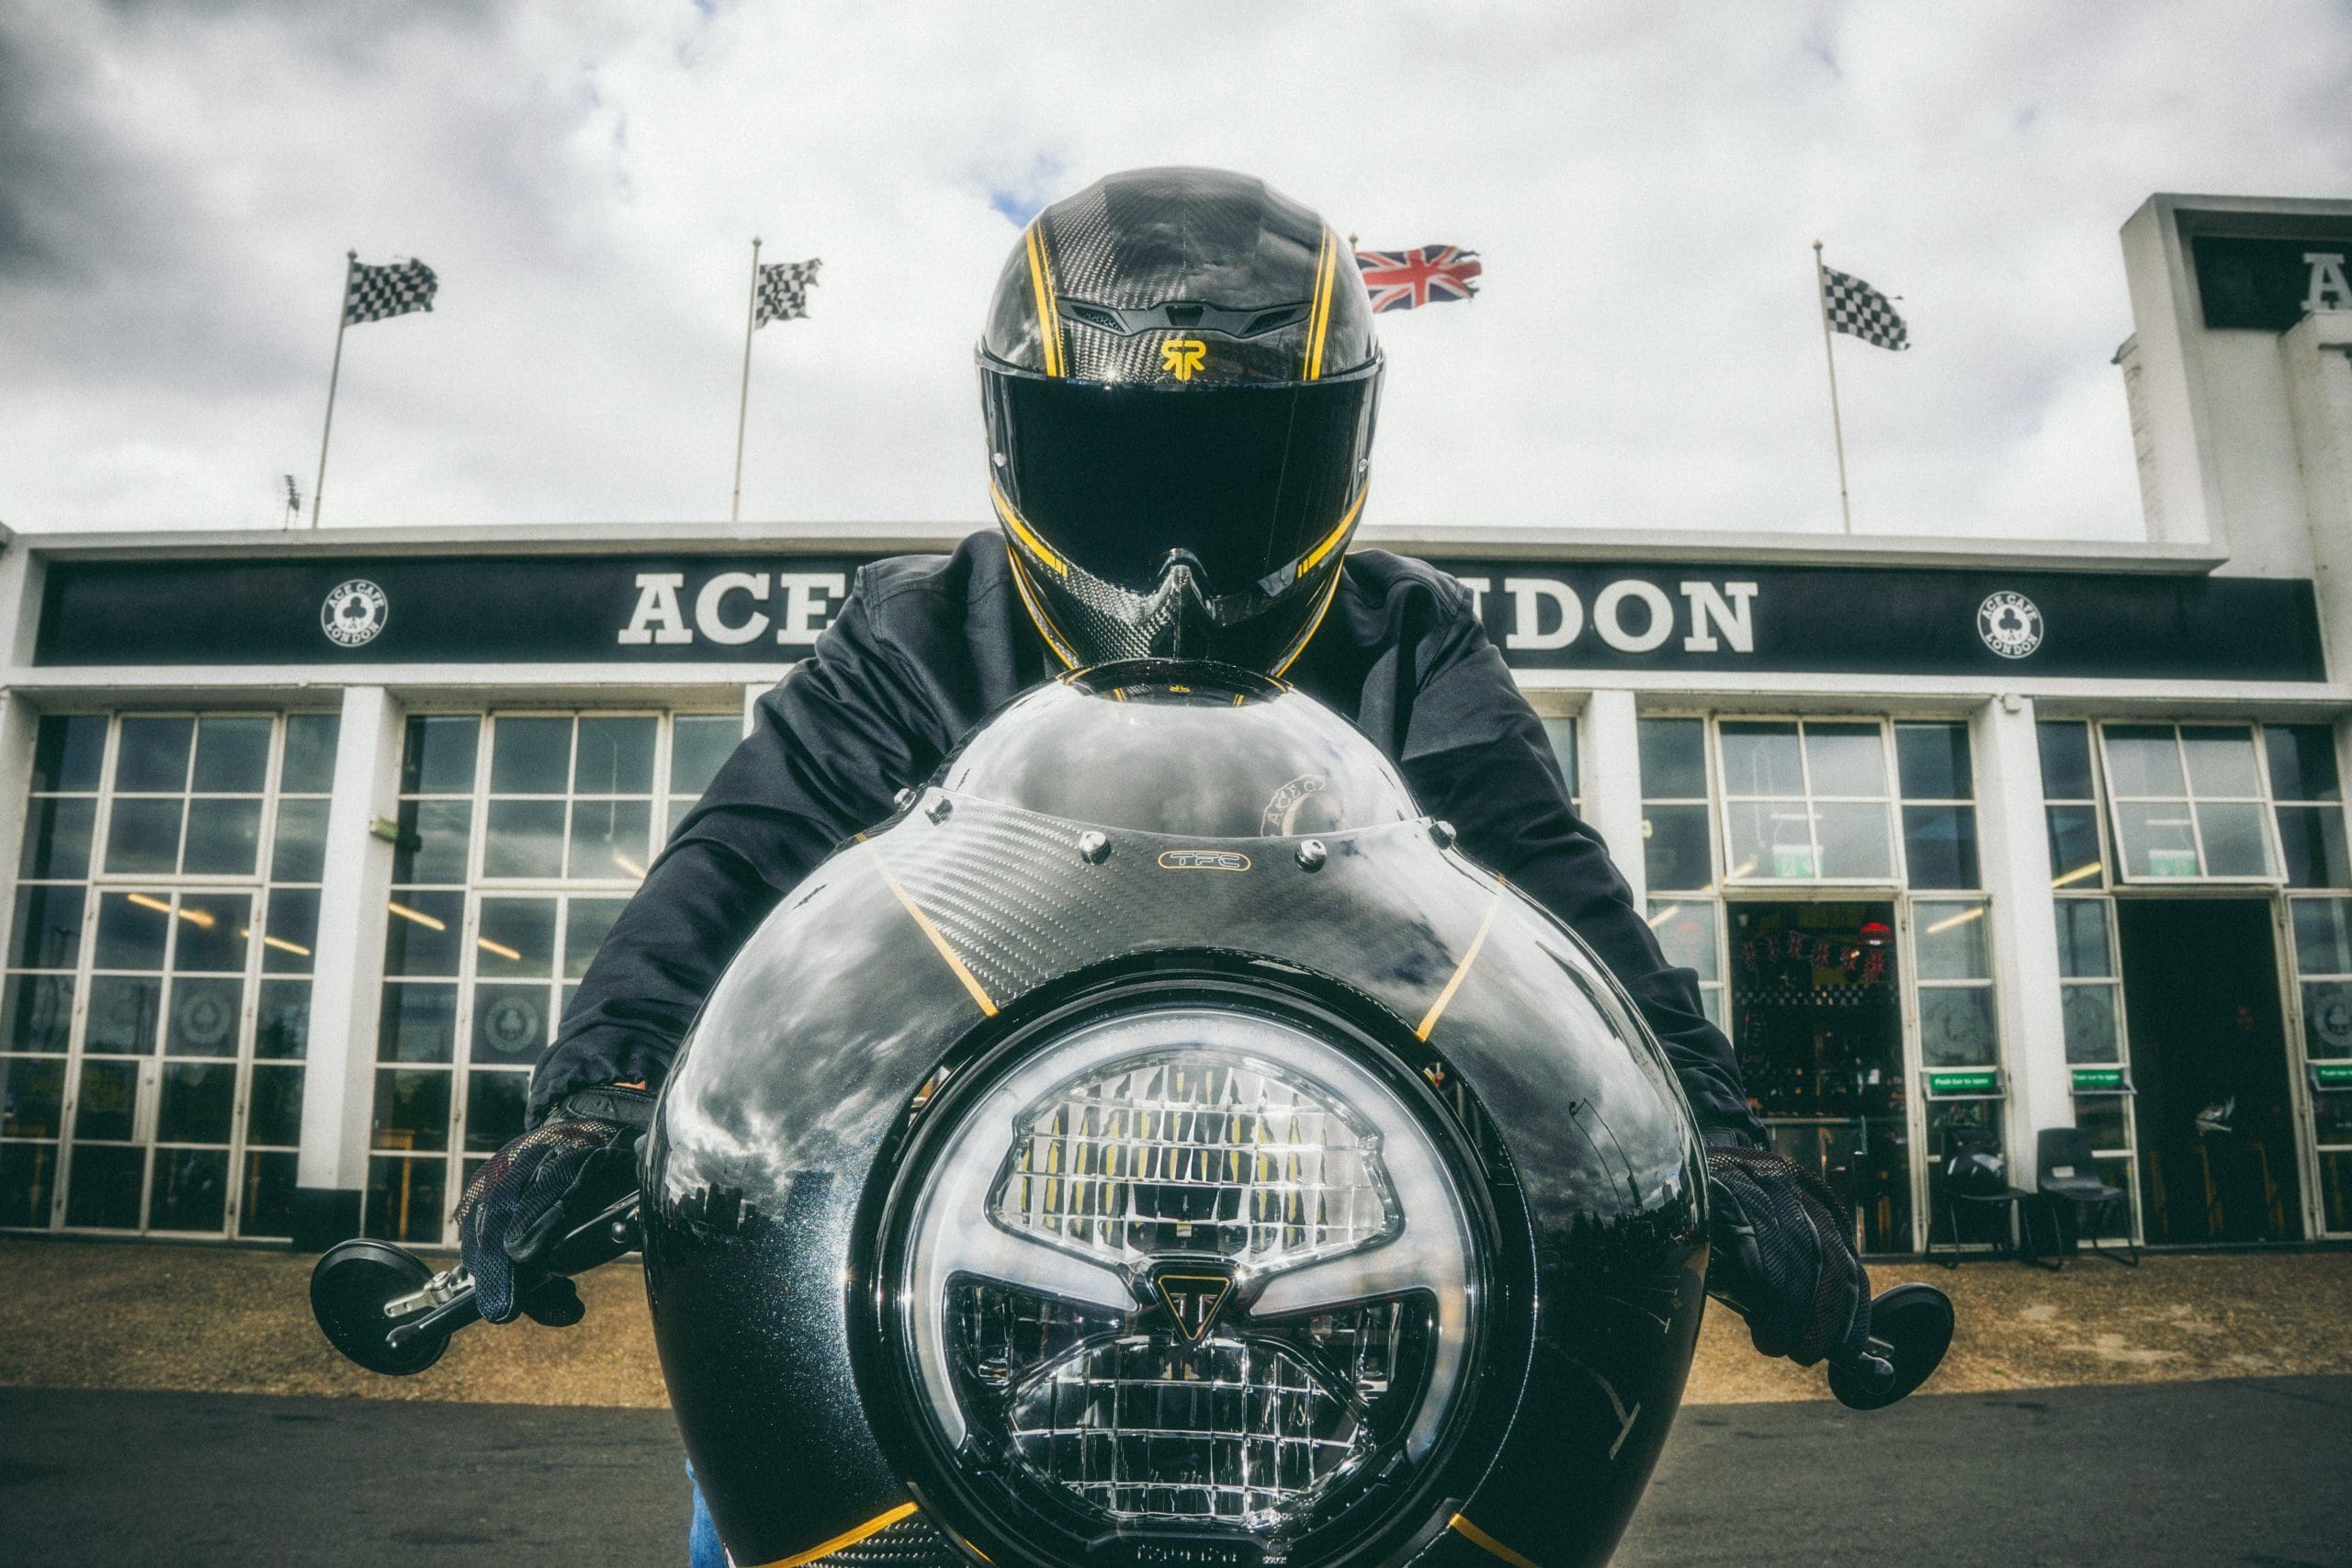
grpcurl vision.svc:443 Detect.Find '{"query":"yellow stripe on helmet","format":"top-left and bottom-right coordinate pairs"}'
top-left (1270, 560), bottom-right (1347, 677)
top-left (1004, 543), bottom-right (1082, 670)
top-left (990, 480), bottom-right (1069, 577)
top-left (1023, 221), bottom-right (1064, 378)
top-left (1297, 480), bottom-right (1370, 576)
top-left (1306, 228), bottom-right (1340, 380)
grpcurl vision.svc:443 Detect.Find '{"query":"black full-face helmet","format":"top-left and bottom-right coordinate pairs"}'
top-left (979, 167), bottom-right (1382, 673)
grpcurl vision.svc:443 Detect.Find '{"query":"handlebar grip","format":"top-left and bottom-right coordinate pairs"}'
top-left (386, 1285), bottom-right (483, 1352)
top-left (310, 1191), bottom-right (643, 1376)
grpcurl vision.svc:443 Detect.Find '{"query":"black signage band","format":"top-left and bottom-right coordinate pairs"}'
top-left (2192, 233), bottom-right (2352, 332)
top-left (33, 553), bottom-right (2327, 683)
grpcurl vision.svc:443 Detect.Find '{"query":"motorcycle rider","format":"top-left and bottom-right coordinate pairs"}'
top-left (456, 167), bottom-right (1872, 1553)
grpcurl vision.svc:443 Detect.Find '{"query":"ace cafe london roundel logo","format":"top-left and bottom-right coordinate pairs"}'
top-left (322, 580), bottom-right (389, 648)
top-left (1976, 591), bottom-right (2042, 660)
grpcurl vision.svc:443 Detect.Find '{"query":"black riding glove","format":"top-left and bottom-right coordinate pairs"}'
top-left (1702, 1138), bottom-right (1872, 1368)
top-left (454, 1086), bottom-right (655, 1325)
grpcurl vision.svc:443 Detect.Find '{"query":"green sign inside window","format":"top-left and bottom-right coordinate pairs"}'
top-left (1925, 1067), bottom-right (2003, 1097)
top-left (2072, 1066), bottom-right (2129, 1093)
top-left (2312, 1062), bottom-right (2352, 1088)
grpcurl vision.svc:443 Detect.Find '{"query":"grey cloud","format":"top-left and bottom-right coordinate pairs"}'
top-left (2, 1), bottom-right (2348, 536)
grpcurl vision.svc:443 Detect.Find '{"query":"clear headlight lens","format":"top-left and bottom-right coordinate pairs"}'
top-left (895, 1005), bottom-right (1479, 1541)
top-left (989, 1054), bottom-right (1399, 1271)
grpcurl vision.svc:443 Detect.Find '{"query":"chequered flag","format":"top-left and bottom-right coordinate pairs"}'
top-left (756, 258), bottom-right (821, 326)
top-left (1821, 265), bottom-right (1909, 351)
top-left (344, 258), bottom-right (438, 326)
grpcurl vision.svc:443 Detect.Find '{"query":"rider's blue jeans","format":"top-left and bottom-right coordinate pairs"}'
top-left (688, 1469), bottom-right (724, 1568)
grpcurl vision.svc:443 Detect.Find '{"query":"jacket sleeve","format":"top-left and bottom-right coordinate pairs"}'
top-left (526, 581), bottom-right (940, 1122)
top-left (1398, 598), bottom-right (1765, 1142)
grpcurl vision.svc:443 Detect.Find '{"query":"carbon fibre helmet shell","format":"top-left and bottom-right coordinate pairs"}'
top-left (640, 665), bottom-right (1707, 1568)
top-left (981, 167), bottom-right (1376, 385)
top-left (978, 168), bottom-right (1383, 673)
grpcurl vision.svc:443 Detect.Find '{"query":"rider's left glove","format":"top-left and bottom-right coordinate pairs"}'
top-left (454, 1085), bottom-right (655, 1325)
top-left (1702, 1135), bottom-right (1872, 1368)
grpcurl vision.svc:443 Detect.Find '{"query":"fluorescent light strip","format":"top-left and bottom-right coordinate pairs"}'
top-left (2051, 861), bottom-right (2104, 889)
top-left (387, 900), bottom-right (447, 932)
top-left (1924, 905), bottom-right (1985, 935)
top-left (124, 891), bottom-right (214, 929)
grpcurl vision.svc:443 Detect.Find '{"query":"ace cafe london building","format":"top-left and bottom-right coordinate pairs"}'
top-left (4, 192), bottom-right (2352, 1258)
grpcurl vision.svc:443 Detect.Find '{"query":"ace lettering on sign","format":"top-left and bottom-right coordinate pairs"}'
top-left (616, 571), bottom-right (848, 647)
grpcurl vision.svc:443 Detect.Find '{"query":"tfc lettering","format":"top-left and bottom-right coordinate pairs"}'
top-left (618, 571), bottom-right (848, 647)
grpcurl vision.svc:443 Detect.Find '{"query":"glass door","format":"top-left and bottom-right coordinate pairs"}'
top-left (1728, 899), bottom-right (1910, 1253)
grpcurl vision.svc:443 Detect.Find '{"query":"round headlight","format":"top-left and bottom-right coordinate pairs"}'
top-left (887, 1000), bottom-right (1484, 1551)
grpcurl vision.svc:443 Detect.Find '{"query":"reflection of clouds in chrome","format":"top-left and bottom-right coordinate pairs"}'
top-left (652, 795), bottom-right (1702, 1251)
top-left (654, 862), bottom-right (971, 1210)
top-left (649, 761), bottom-right (1704, 1448)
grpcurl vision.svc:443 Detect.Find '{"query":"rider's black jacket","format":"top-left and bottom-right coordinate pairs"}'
top-left (528, 536), bottom-right (1763, 1140)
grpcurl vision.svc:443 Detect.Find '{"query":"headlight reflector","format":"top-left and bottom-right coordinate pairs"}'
top-left (892, 1003), bottom-right (1482, 1548)
top-left (989, 1053), bottom-right (1399, 1271)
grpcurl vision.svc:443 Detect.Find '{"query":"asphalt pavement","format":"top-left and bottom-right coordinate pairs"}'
top-left (4, 1377), bottom-right (2347, 1567)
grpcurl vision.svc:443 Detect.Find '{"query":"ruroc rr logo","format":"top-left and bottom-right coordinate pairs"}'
top-left (1159, 336), bottom-right (1207, 381)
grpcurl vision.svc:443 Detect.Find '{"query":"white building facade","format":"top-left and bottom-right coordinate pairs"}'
top-left (3, 193), bottom-right (2349, 1255)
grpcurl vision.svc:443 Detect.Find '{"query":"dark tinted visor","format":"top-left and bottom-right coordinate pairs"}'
top-left (983, 361), bottom-right (1378, 596)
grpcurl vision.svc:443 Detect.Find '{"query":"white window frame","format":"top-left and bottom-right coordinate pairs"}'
top-left (1639, 712), bottom-right (1720, 895)
top-left (2037, 718), bottom-right (2112, 893)
top-left (2052, 891), bottom-right (2143, 1242)
top-left (2284, 891), bottom-right (2352, 1239)
top-left (2098, 721), bottom-right (2281, 885)
top-left (1716, 716), bottom-right (1899, 887)
top-left (3, 710), bottom-right (334, 1240)
top-left (368, 708), bottom-right (740, 1248)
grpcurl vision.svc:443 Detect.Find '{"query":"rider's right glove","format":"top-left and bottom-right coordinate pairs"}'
top-left (1702, 1136), bottom-right (1872, 1368)
top-left (455, 1085), bottom-right (655, 1325)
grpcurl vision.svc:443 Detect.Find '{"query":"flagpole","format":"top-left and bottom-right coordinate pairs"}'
top-left (1812, 241), bottom-right (1854, 535)
top-left (729, 236), bottom-right (761, 524)
top-left (311, 249), bottom-right (356, 529)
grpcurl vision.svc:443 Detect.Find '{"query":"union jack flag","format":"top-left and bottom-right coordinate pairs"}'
top-left (1353, 244), bottom-right (1482, 312)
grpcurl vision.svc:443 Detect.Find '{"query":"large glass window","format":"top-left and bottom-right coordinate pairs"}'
top-left (1913, 899), bottom-right (1996, 1069)
top-left (368, 710), bottom-right (737, 1246)
top-left (2037, 721), bottom-right (2108, 890)
top-left (2266, 725), bottom-right (2350, 889)
top-left (2099, 723), bottom-right (2277, 881)
top-left (2290, 897), bottom-right (2352, 1235)
top-left (2054, 895), bottom-right (2138, 1218)
top-left (1720, 719), bottom-right (1894, 882)
top-left (1639, 717), bottom-right (1713, 894)
top-left (2056, 899), bottom-right (2124, 1065)
top-left (1894, 723), bottom-right (1979, 890)
top-left (1629, 714), bottom-right (2002, 1251)
top-left (1, 712), bottom-right (336, 1237)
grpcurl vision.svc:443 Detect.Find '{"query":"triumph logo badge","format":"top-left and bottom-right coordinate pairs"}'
top-left (1152, 1270), bottom-right (1236, 1346)
top-left (1976, 591), bottom-right (2041, 660)
top-left (322, 580), bottom-right (389, 648)
top-left (1160, 336), bottom-right (1207, 381)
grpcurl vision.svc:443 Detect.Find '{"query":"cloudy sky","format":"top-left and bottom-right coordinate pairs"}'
top-left (4, 2), bottom-right (2347, 542)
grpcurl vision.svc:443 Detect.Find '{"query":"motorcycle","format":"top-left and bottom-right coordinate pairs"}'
top-left (314, 661), bottom-right (1951, 1568)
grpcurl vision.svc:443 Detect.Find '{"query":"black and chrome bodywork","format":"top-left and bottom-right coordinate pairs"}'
top-left (642, 662), bottom-right (1709, 1568)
